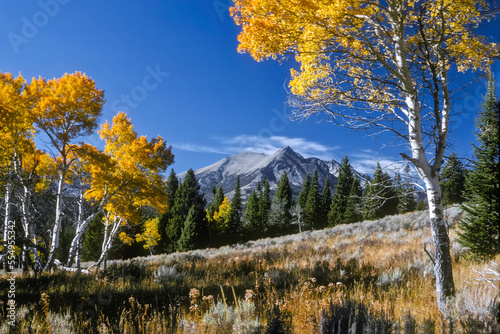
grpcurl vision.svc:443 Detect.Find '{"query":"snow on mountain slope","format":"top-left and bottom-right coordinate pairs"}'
top-left (178, 146), bottom-right (365, 203)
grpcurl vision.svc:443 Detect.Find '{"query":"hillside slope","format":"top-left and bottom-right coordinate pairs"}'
top-left (116, 206), bottom-right (498, 326)
top-left (9, 207), bottom-right (499, 333)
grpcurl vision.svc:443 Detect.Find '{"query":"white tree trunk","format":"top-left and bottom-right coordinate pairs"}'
top-left (44, 171), bottom-right (66, 270)
top-left (20, 184), bottom-right (31, 273)
top-left (66, 186), bottom-right (85, 267)
top-left (2, 165), bottom-right (12, 268)
top-left (87, 214), bottom-right (122, 271)
top-left (75, 240), bottom-right (81, 269)
top-left (424, 175), bottom-right (455, 313)
top-left (406, 92), bottom-right (455, 314)
top-left (66, 188), bottom-right (109, 267)
top-left (13, 153), bottom-right (44, 273)
top-left (66, 213), bottom-right (99, 267)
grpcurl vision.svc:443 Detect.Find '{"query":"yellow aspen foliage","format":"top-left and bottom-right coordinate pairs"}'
top-left (24, 72), bottom-right (107, 269)
top-left (136, 218), bottom-right (161, 253)
top-left (211, 197), bottom-right (231, 231)
top-left (20, 143), bottom-right (57, 193)
top-left (28, 72), bottom-right (105, 149)
top-left (0, 72), bottom-right (34, 164)
top-left (231, 0), bottom-right (498, 109)
top-left (65, 146), bottom-right (93, 186)
top-left (27, 72), bottom-right (104, 157)
top-left (119, 231), bottom-right (135, 246)
top-left (86, 112), bottom-right (173, 213)
top-left (79, 112), bottom-right (174, 256)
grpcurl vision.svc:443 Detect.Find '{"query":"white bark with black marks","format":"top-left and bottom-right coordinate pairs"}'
top-left (44, 171), bottom-right (66, 271)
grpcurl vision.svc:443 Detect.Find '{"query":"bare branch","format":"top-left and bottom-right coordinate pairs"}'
top-left (472, 261), bottom-right (500, 290)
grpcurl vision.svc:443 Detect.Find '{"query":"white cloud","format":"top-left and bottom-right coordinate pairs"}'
top-left (221, 135), bottom-right (340, 160)
top-left (349, 150), bottom-right (417, 177)
top-left (172, 143), bottom-right (230, 155)
top-left (175, 135), bottom-right (340, 160)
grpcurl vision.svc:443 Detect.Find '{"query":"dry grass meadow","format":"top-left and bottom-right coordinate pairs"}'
top-left (1, 206), bottom-right (498, 333)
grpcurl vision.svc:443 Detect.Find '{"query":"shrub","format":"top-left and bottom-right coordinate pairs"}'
top-left (202, 301), bottom-right (236, 334)
top-left (154, 265), bottom-right (184, 285)
top-left (319, 299), bottom-right (392, 334)
top-left (264, 305), bottom-right (292, 334)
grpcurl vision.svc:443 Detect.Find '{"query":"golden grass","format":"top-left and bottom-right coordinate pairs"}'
top-left (1, 206), bottom-right (498, 333)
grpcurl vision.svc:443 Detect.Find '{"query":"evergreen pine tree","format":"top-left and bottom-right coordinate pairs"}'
top-left (205, 185), bottom-right (220, 243)
top-left (351, 176), bottom-right (363, 198)
top-left (269, 197), bottom-right (289, 235)
top-left (159, 169), bottom-right (178, 253)
top-left (361, 174), bottom-right (370, 216)
top-left (177, 205), bottom-right (198, 252)
top-left (458, 78), bottom-right (500, 259)
top-left (415, 199), bottom-right (427, 211)
top-left (329, 156), bottom-right (354, 226)
top-left (244, 190), bottom-right (262, 239)
top-left (166, 169), bottom-right (179, 206)
top-left (259, 178), bottom-right (271, 231)
top-left (209, 185), bottom-right (217, 209)
top-left (319, 176), bottom-right (332, 228)
top-left (393, 173), bottom-right (404, 213)
top-left (380, 171), bottom-right (399, 217)
top-left (363, 166), bottom-right (381, 220)
top-left (440, 152), bottom-right (467, 206)
top-left (275, 172), bottom-right (293, 207)
top-left (206, 185), bottom-right (219, 226)
top-left (256, 180), bottom-right (262, 194)
top-left (298, 174), bottom-right (311, 210)
top-left (81, 213), bottom-right (104, 262)
top-left (272, 171), bottom-right (293, 231)
top-left (226, 176), bottom-right (243, 242)
top-left (362, 163), bottom-right (398, 220)
top-left (215, 185), bottom-right (224, 208)
top-left (304, 171), bottom-right (321, 230)
top-left (395, 165), bottom-right (417, 214)
top-left (345, 176), bottom-right (363, 223)
top-left (167, 169), bottom-right (206, 251)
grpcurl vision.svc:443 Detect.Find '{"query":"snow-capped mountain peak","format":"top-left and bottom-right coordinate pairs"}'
top-left (178, 147), bottom-right (364, 203)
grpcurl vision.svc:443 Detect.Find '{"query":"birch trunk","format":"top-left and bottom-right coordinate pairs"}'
top-left (66, 188), bottom-right (109, 267)
top-left (66, 186), bottom-right (85, 267)
top-left (66, 213), bottom-right (99, 267)
top-left (425, 175), bottom-right (455, 310)
top-left (75, 240), bottom-right (81, 269)
top-left (87, 214), bottom-right (122, 271)
top-left (44, 170), bottom-right (66, 270)
top-left (2, 165), bottom-right (12, 268)
top-left (406, 92), bottom-right (455, 314)
top-left (20, 184), bottom-right (31, 273)
top-left (13, 152), bottom-right (44, 273)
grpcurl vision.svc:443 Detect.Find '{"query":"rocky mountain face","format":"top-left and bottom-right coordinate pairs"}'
top-left (178, 146), bottom-right (365, 202)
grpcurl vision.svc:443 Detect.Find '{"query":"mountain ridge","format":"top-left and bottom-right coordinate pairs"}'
top-left (178, 146), bottom-right (366, 202)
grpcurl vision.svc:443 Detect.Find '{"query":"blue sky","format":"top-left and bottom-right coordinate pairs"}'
top-left (1, 0), bottom-right (499, 175)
